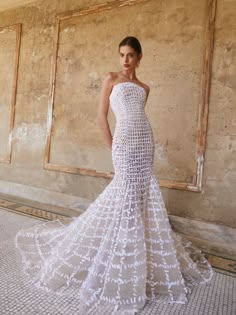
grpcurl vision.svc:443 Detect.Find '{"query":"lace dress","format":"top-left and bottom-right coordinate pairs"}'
top-left (15, 82), bottom-right (214, 314)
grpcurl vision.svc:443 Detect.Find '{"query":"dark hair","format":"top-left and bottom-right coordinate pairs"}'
top-left (119, 36), bottom-right (142, 56)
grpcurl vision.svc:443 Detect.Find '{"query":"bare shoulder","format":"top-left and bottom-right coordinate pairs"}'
top-left (102, 72), bottom-right (119, 87)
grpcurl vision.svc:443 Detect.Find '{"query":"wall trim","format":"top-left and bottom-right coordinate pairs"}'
top-left (0, 23), bottom-right (21, 164)
top-left (169, 215), bottom-right (236, 260)
top-left (0, 179), bottom-right (91, 210)
top-left (44, 0), bottom-right (217, 193)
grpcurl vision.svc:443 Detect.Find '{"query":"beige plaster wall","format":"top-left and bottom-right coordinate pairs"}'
top-left (49, 0), bottom-right (205, 181)
top-left (0, 28), bottom-right (16, 159)
top-left (166, 0), bottom-right (236, 228)
top-left (0, 0), bottom-right (235, 228)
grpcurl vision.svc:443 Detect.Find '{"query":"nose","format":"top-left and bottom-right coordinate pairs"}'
top-left (124, 55), bottom-right (128, 63)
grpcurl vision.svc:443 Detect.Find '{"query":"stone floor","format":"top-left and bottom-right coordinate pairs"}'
top-left (0, 206), bottom-right (235, 315)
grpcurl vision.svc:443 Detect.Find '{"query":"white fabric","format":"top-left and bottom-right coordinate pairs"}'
top-left (15, 82), bottom-right (214, 313)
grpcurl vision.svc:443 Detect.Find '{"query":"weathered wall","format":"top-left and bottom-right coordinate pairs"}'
top-left (0, 27), bottom-right (16, 160)
top-left (49, 0), bottom-right (205, 181)
top-left (166, 0), bottom-right (236, 228)
top-left (0, 0), bottom-right (235, 229)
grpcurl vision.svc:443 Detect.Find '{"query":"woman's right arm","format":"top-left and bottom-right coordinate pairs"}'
top-left (96, 72), bottom-right (114, 151)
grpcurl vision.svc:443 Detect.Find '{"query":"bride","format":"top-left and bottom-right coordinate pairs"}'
top-left (15, 36), bottom-right (214, 315)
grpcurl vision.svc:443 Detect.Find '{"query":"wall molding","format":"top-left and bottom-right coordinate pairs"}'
top-left (0, 23), bottom-right (21, 164)
top-left (44, 0), bottom-right (217, 192)
top-left (169, 215), bottom-right (236, 260)
top-left (0, 179), bottom-right (91, 210)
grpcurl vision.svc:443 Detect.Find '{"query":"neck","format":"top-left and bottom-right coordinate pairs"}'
top-left (120, 69), bottom-right (137, 81)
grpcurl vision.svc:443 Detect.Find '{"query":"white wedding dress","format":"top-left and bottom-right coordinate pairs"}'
top-left (15, 82), bottom-right (214, 314)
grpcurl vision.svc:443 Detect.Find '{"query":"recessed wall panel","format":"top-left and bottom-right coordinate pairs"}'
top-left (0, 24), bottom-right (21, 163)
top-left (45, 0), bottom-right (214, 187)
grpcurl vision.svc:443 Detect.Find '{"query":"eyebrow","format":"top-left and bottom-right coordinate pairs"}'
top-left (119, 52), bottom-right (135, 55)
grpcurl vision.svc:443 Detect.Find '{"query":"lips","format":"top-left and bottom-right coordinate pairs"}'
top-left (124, 64), bottom-right (129, 67)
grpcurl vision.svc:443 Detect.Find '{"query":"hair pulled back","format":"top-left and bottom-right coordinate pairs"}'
top-left (119, 36), bottom-right (142, 56)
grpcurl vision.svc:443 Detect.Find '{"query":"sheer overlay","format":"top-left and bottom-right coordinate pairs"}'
top-left (15, 82), bottom-right (214, 313)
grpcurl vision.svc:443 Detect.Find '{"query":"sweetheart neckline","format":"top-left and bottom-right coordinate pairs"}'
top-left (111, 81), bottom-right (147, 98)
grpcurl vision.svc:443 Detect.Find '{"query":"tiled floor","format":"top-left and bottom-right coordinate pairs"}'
top-left (0, 202), bottom-right (235, 314)
top-left (0, 195), bottom-right (77, 222)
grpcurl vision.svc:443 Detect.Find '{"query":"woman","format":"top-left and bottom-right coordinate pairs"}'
top-left (15, 37), bottom-right (214, 315)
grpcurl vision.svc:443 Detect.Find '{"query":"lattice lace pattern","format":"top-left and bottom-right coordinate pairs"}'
top-left (15, 82), bottom-right (214, 313)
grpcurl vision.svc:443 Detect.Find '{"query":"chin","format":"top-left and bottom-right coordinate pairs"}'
top-left (123, 66), bottom-right (133, 71)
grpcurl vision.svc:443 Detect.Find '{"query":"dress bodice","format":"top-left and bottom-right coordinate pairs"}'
top-left (109, 82), bottom-right (147, 121)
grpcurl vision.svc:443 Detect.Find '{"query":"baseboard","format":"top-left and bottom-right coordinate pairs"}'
top-left (0, 179), bottom-right (91, 211)
top-left (169, 215), bottom-right (236, 261)
top-left (0, 179), bottom-right (235, 260)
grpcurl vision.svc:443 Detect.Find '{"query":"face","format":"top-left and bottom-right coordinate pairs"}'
top-left (119, 45), bottom-right (141, 70)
